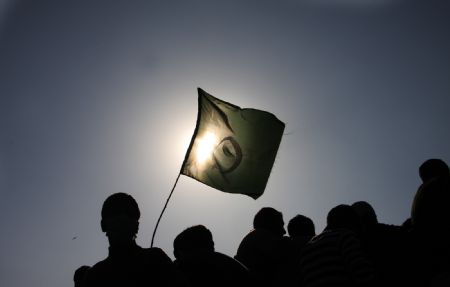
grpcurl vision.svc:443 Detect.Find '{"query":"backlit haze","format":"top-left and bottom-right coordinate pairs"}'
top-left (1, 1), bottom-right (449, 287)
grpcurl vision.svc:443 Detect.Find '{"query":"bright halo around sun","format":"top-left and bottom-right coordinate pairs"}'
top-left (196, 131), bottom-right (218, 164)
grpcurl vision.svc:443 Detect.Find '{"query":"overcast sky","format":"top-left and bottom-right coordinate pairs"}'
top-left (1, 1), bottom-right (449, 286)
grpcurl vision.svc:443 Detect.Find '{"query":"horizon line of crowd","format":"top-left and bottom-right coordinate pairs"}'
top-left (74, 158), bottom-right (450, 287)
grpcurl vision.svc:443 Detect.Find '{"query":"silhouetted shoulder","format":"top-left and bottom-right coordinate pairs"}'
top-left (375, 222), bottom-right (406, 236)
top-left (74, 265), bottom-right (90, 287)
top-left (85, 245), bottom-right (182, 287)
top-left (83, 257), bottom-right (113, 287)
top-left (175, 250), bottom-right (249, 287)
top-left (214, 251), bottom-right (249, 275)
top-left (143, 247), bottom-right (174, 264)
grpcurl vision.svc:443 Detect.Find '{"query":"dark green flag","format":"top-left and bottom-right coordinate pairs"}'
top-left (181, 88), bottom-right (285, 199)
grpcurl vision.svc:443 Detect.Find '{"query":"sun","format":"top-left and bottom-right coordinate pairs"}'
top-left (196, 131), bottom-right (218, 164)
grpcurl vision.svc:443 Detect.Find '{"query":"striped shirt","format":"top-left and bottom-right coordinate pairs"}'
top-left (298, 229), bottom-right (374, 287)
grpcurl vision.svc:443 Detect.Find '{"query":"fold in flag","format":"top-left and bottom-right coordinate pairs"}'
top-left (181, 88), bottom-right (285, 199)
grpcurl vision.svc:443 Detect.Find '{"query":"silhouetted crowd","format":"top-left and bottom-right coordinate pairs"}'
top-left (74, 158), bottom-right (450, 287)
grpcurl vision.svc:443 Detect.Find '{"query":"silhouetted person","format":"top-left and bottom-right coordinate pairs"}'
top-left (285, 214), bottom-right (315, 265)
top-left (413, 159), bottom-right (450, 233)
top-left (412, 175), bottom-right (450, 234)
top-left (418, 158), bottom-right (449, 183)
top-left (399, 159), bottom-right (450, 287)
top-left (82, 193), bottom-right (184, 287)
top-left (235, 207), bottom-right (289, 287)
top-left (410, 176), bottom-right (450, 286)
top-left (280, 214), bottom-right (316, 285)
top-left (173, 225), bottom-right (249, 287)
top-left (74, 265), bottom-right (90, 287)
top-left (351, 201), bottom-right (409, 286)
top-left (298, 204), bottom-right (374, 287)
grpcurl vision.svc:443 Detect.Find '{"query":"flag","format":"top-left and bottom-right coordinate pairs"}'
top-left (181, 88), bottom-right (285, 199)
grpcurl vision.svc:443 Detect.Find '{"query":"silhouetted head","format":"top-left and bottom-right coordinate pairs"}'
top-left (74, 265), bottom-right (90, 287)
top-left (287, 214), bottom-right (315, 239)
top-left (419, 158), bottom-right (449, 183)
top-left (253, 207), bottom-right (286, 236)
top-left (173, 225), bottom-right (214, 259)
top-left (100, 193), bottom-right (140, 245)
top-left (326, 204), bottom-right (362, 234)
top-left (351, 201), bottom-right (378, 227)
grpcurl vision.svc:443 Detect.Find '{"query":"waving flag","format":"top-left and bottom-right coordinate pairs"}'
top-left (181, 88), bottom-right (285, 199)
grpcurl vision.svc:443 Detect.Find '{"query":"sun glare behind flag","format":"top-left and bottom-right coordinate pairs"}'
top-left (181, 88), bottom-right (285, 199)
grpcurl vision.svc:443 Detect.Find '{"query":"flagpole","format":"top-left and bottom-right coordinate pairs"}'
top-left (150, 88), bottom-right (202, 247)
top-left (151, 172), bottom-right (181, 247)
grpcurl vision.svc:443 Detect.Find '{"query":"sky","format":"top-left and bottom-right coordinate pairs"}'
top-left (1, 0), bottom-right (449, 286)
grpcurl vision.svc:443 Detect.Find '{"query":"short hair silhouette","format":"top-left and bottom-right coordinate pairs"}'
top-left (253, 207), bottom-right (285, 236)
top-left (326, 204), bottom-right (361, 233)
top-left (419, 158), bottom-right (449, 183)
top-left (100, 193), bottom-right (140, 238)
top-left (287, 214), bottom-right (315, 238)
top-left (351, 201), bottom-right (378, 226)
top-left (173, 225), bottom-right (214, 259)
top-left (101, 192), bottom-right (140, 220)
